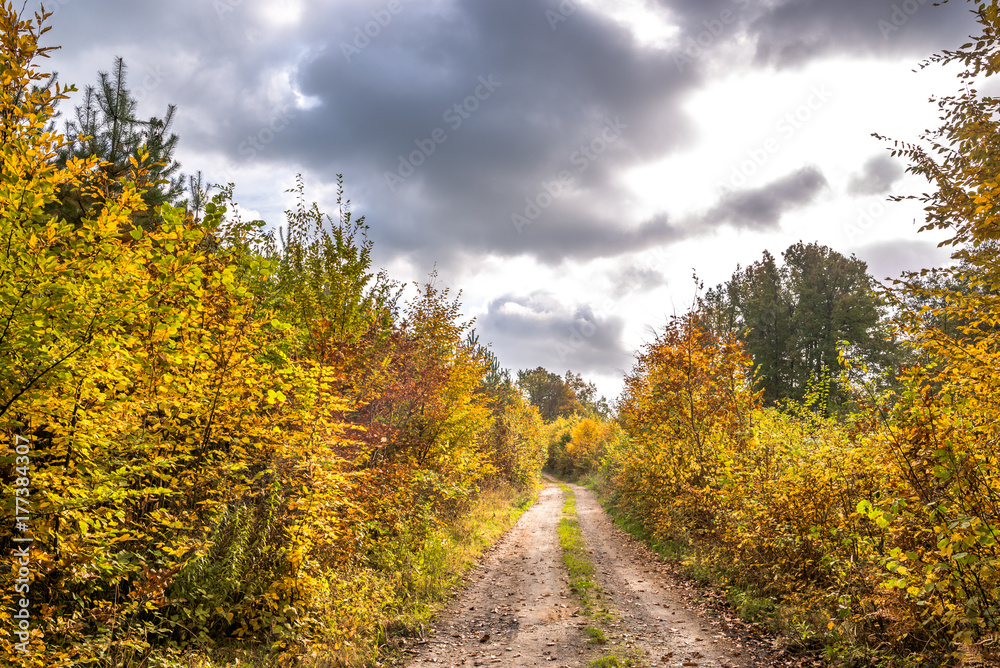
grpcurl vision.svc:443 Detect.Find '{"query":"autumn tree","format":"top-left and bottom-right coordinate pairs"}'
top-left (613, 312), bottom-right (757, 539)
top-left (545, 414), bottom-right (622, 477)
top-left (861, 0), bottom-right (1000, 653)
top-left (516, 366), bottom-right (581, 420)
top-left (0, 6), bottom-right (149, 427)
top-left (516, 367), bottom-right (609, 421)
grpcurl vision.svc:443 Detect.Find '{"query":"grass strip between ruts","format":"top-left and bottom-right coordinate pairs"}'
top-left (554, 481), bottom-right (648, 668)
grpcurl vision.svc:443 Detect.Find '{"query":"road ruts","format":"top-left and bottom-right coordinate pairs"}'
top-left (401, 481), bottom-right (603, 667)
top-left (402, 480), bottom-right (772, 668)
top-left (571, 482), bottom-right (769, 668)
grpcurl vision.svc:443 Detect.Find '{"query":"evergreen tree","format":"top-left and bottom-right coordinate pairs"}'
top-left (55, 57), bottom-right (184, 225)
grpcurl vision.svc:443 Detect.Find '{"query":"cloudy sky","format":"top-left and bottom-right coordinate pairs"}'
top-left (41, 0), bottom-right (980, 400)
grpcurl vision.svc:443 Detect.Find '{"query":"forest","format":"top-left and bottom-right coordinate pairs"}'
top-left (3, 1), bottom-right (1000, 667)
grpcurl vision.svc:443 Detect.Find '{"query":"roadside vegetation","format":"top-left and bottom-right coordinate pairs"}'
top-left (5, 1), bottom-right (1000, 666)
top-left (0, 7), bottom-right (545, 666)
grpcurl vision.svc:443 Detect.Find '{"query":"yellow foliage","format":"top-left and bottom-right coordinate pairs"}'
top-left (0, 7), bottom-right (546, 665)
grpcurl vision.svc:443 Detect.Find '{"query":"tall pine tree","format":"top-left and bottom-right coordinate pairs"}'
top-left (55, 57), bottom-right (184, 226)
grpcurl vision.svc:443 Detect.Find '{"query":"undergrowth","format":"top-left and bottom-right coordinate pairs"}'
top-left (154, 483), bottom-right (538, 668)
top-left (584, 474), bottom-right (887, 667)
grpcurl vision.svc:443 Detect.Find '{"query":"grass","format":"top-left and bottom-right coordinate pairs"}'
top-left (585, 625), bottom-right (607, 644)
top-left (590, 648), bottom-right (647, 668)
top-left (589, 656), bottom-right (644, 668)
top-left (552, 480), bottom-right (648, 668)
top-left (556, 482), bottom-right (608, 618)
top-left (338, 482), bottom-right (541, 666)
top-left (148, 482), bottom-right (540, 668)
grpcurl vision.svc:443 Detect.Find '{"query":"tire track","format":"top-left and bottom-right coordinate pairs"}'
top-left (402, 480), bottom-right (773, 667)
top-left (401, 482), bottom-right (603, 667)
top-left (572, 482), bottom-right (770, 668)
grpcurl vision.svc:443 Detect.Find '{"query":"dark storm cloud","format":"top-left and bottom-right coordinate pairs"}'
top-left (700, 166), bottom-right (828, 230)
top-left (269, 0), bottom-right (702, 267)
top-left (848, 154), bottom-right (905, 196)
top-left (40, 0), bottom-right (975, 274)
top-left (46, 0), bottom-right (701, 267)
top-left (749, 0), bottom-right (973, 68)
top-left (500, 209), bottom-right (686, 265)
top-left (609, 266), bottom-right (667, 298)
top-left (477, 292), bottom-right (633, 376)
top-left (663, 0), bottom-right (976, 70)
top-left (43, 0), bottom-right (701, 270)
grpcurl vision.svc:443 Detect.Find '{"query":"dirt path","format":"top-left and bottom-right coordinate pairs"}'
top-left (570, 482), bottom-right (772, 667)
top-left (401, 480), bottom-right (774, 668)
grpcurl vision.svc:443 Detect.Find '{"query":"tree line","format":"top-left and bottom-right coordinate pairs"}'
top-left (5, 0), bottom-right (1000, 666)
top-left (0, 8), bottom-right (547, 666)
top-left (547, 2), bottom-right (1000, 663)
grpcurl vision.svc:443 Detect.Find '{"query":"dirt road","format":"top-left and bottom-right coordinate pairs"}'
top-left (401, 480), bottom-right (777, 667)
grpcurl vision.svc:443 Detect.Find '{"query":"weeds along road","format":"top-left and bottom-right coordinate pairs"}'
top-left (401, 479), bottom-right (775, 668)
